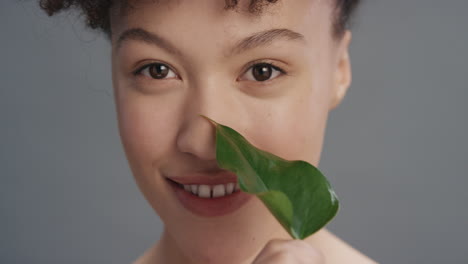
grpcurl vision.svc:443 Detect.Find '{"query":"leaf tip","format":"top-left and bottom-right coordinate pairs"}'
top-left (199, 114), bottom-right (218, 126)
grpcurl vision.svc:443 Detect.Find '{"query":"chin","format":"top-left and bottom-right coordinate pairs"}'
top-left (162, 198), bottom-right (283, 263)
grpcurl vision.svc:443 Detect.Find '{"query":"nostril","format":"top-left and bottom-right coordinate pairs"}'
top-left (176, 115), bottom-right (216, 160)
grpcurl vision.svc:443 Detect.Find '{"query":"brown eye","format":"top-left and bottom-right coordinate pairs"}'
top-left (135, 63), bottom-right (177, 79)
top-left (241, 62), bottom-right (284, 82)
top-left (252, 63), bottom-right (273, 81)
top-left (149, 64), bottom-right (169, 79)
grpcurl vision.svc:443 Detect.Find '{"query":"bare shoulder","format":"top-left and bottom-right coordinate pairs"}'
top-left (132, 229), bottom-right (378, 264)
top-left (305, 228), bottom-right (379, 264)
top-left (132, 242), bottom-right (159, 264)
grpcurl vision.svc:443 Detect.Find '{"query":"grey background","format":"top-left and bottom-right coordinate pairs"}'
top-left (1, 1), bottom-right (467, 263)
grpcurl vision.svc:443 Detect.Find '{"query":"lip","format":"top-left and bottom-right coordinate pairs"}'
top-left (168, 171), bottom-right (238, 185)
top-left (166, 171), bottom-right (254, 217)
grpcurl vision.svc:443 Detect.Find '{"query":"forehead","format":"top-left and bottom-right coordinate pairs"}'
top-left (109, 0), bottom-right (336, 65)
top-left (110, 0), bottom-right (333, 40)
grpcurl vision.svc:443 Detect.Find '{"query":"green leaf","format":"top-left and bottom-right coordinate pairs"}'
top-left (202, 115), bottom-right (340, 240)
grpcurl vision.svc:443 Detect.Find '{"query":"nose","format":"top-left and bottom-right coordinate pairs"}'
top-left (176, 89), bottom-right (226, 161)
top-left (177, 114), bottom-right (216, 161)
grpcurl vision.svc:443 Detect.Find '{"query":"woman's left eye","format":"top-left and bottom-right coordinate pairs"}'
top-left (240, 62), bottom-right (286, 82)
top-left (133, 62), bottom-right (177, 80)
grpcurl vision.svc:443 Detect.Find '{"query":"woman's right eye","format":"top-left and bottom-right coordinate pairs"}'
top-left (133, 63), bottom-right (178, 80)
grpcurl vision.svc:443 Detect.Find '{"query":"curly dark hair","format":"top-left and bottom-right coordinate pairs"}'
top-left (39, 0), bottom-right (361, 40)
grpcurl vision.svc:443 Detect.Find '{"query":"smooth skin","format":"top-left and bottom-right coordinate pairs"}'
top-left (109, 0), bottom-right (378, 263)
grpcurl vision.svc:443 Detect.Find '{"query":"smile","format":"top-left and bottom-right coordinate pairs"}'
top-left (165, 172), bottom-right (254, 217)
top-left (175, 181), bottom-right (241, 198)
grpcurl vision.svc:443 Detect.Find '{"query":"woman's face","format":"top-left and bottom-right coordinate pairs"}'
top-left (110, 0), bottom-right (351, 262)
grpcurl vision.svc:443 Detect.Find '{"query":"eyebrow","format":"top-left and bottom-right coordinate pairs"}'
top-left (116, 27), bottom-right (305, 57)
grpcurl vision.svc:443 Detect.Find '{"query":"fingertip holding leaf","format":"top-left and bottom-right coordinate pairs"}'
top-left (201, 115), bottom-right (340, 240)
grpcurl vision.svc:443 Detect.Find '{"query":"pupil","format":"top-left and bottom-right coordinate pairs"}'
top-left (252, 64), bottom-right (272, 81)
top-left (149, 64), bottom-right (169, 79)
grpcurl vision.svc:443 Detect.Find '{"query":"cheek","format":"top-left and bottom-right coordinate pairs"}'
top-left (115, 94), bottom-right (180, 171)
top-left (245, 79), bottom-right (330, 165)
top-left (113, 90), bottom-right (189, 219)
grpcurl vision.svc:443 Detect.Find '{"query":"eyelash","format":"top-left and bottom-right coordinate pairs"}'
top-left (132, 61), bottom-right (287, 82)
top-left (242, 61), bottom-right (287, 81)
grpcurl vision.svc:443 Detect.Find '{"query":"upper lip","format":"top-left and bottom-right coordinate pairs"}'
top-left (167, 170), bottom-right (238, 185)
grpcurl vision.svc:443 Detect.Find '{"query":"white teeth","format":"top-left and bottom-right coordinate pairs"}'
top-left (212, 184), bottom-right (226, 198)
top-left (190, 184), bottom-right (198, 195)
top-left (198, 185), bottom-right (211, 198)
top-left (181, 183), bottom-right (239, 198)
top-left (225, 183), bottom-right (234, 195)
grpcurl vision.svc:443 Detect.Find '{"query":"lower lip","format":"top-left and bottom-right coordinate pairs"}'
top-left (166, 178), bottom-right (254, 217)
